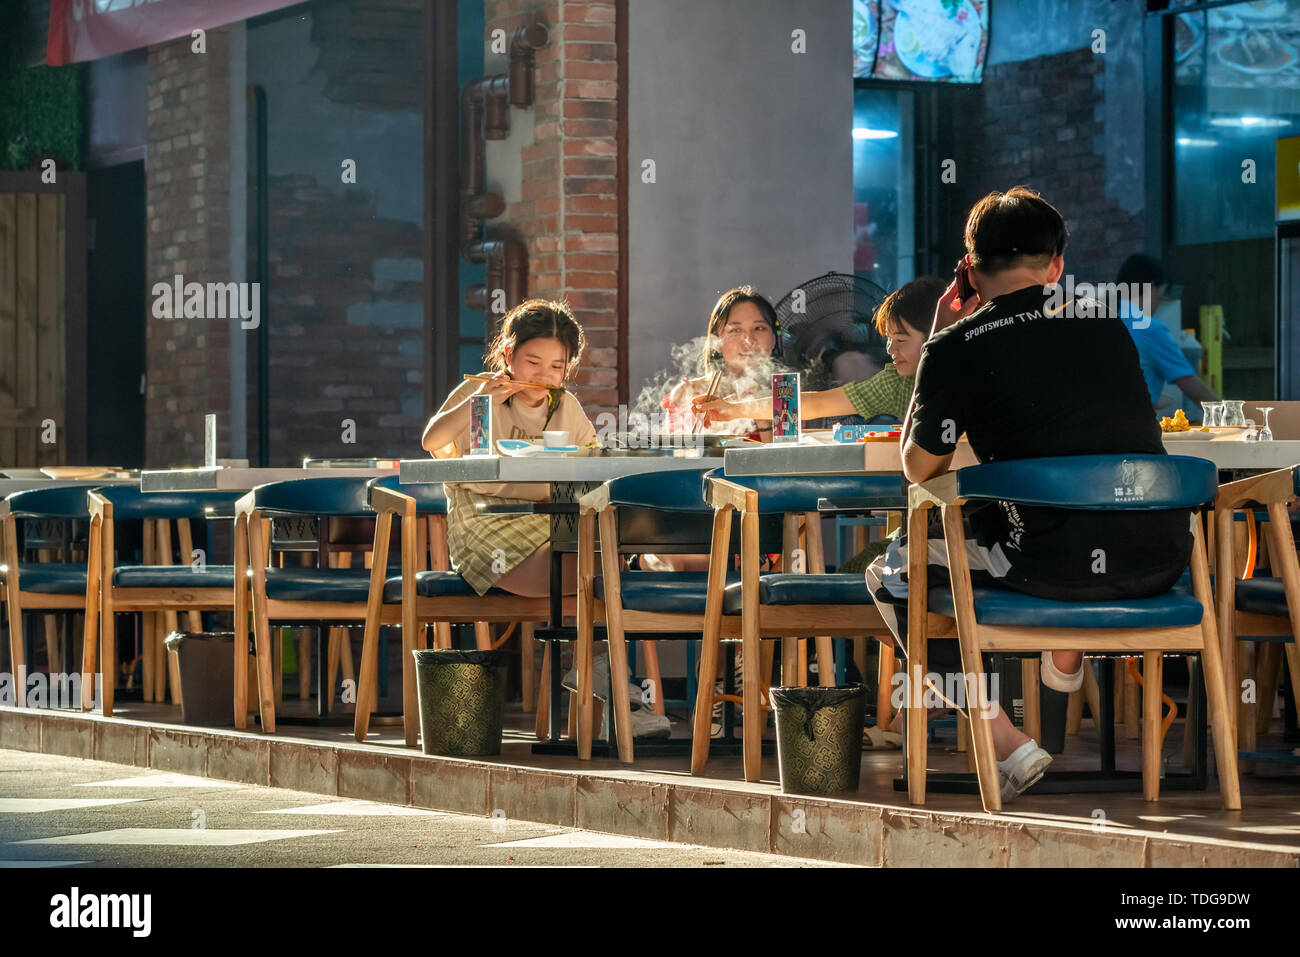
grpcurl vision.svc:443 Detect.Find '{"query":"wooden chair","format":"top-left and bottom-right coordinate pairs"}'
top-left (1, 486), bottom-right (91, 706)
top-left (353, 476), bottom-right (563, 747)
top-left (80, 487), bottom-right (244, 717)
top-left (234, 477), bottom-right (384, 734)
top-left (574, 467), bottom-right (751, 764)
top-left (695, 469), bottom-right (903, 782)
top-left (1213, 466), bottom-right (1300, 769)
top-left (908, 454), bottom-right (1240, 813)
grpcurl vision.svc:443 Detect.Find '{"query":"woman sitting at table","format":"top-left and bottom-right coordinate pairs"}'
top-left (422, 299), bottom-right (596, 598)
top-left (662, 286), bottom-right (781, 440)
top-left (692, 276), bottom-right (945, 429)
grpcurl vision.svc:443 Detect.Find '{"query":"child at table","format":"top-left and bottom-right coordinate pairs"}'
top-left (422, 299), bottom-right (596, 597)
top-left (692, 276), bottom-right (945, 428)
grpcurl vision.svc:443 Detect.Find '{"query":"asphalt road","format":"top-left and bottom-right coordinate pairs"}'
top-left (0, 749), bottom-right (844, 868)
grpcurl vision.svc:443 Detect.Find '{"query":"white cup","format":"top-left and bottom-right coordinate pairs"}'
top-left (542, 430), bottom-right (570, 448)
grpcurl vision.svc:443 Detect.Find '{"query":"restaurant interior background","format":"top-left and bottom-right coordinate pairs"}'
top-left (0, 0), bottom-right (1296, 467)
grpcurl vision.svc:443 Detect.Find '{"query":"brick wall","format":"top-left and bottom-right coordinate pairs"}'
top-left (144, 28), bottom-right (232, 467)
top-left (948, 46), bottom-right (1144, 287)
top-left (483, 0), bottom-right (621, 417)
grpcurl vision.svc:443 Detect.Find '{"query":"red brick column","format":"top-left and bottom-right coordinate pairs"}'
top-left (484, 0), bottom-right (622, 418)
top-left (144, 29), bottom-right (232, 467)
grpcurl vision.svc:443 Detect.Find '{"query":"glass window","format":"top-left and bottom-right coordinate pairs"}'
top-left (1170, 1), bottom-right (1300, 401)
top-left (853, 85), bottom-right (914, 293)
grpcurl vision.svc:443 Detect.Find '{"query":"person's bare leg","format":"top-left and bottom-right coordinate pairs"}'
top-left (1051, 651), bottom-right (1082, 675)
top-left (494, 544), bottom-right (577, 598)
top-left (890, 696), bottom-right (1033, 763)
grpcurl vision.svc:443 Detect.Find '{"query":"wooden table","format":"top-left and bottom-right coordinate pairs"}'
top-left (399, 453), bottom-right (724, 751)
top-left (140, 466), bottom-right (394, 492)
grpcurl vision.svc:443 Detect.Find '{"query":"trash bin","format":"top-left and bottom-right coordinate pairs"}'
top-left (163, 631), bottom-right (251, 727)
top-left (412, 648), bottom-right (507, 756)
top-left (770, 684), bottom-right (866, 797)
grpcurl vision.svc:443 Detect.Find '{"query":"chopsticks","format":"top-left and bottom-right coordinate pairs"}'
top-left (692, 369), bottom-right (723, 437)
top-left (463, 374), bottom-right (560, 394)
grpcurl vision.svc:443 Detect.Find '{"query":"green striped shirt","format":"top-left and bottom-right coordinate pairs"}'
top-left (842, 364), bottom-right (914, 421)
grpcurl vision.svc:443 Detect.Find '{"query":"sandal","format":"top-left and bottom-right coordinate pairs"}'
top-left (862, 726), bottom-right (903, 750)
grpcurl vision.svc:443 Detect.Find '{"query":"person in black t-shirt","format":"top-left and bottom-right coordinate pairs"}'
top-left (865, 187), bottom-right (1193, 802)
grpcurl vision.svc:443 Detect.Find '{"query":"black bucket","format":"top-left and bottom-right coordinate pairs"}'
top-left (163, 631), bottom-right (247, 727)
top-left (412, 648), bottom-right (507, 756)
top-left (770, 684), bottom-right (866, 797)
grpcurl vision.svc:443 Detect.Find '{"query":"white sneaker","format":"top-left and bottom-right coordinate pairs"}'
top-left (561, 657), bottom-right (642, 708)
top-left (604, 708), bottom-right (671, 741)
top-left (997, 740), bottom-right (1052, 803)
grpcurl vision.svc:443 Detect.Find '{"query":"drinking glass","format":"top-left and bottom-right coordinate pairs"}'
top-left (1201, 401), bottom-right (1223, 427)
top-left (1222, 399), bottom-right (1246, 428)
top-left (1258, 407), bottom-right (1274, 442)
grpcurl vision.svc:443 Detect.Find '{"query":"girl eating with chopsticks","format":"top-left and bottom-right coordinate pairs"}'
top-left (422, 299), bottom-right (596, 597)
top-left (662, 286), bottom-right (780, 440)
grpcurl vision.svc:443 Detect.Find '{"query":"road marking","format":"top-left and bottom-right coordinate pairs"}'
top-left (15, 828), bottom-right (343, 847)
top-left (0, 860), bottom-right (91, 867)
top-left (75, 773), bottom-right (243, 789)
top-left (0, 798), bottom-right (147, 814)
top-left (487, 832), bottom-right (693, 850)
top-left (330, 863), bottom-right (598, 868)
top-left (255, 801), bottom-right (453, 818)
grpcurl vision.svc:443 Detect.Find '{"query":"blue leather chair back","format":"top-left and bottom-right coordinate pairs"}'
top-left (708, 468), bottom-right (908, 515)
top-left (368, 475), bottom-right (447, 515)
top-left (91, 486), bottom-right (245, 519)
top-left (606, 468), bottom-right (712, 513)
top-left (955, 455), bottom-right (1216, 510)
top-left (6, 485), bottom-right (93, 519)
top-left (250, 477), bottom-right (373, 517)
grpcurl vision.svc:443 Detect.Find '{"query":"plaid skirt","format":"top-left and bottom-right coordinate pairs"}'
top-left (445, 484), bottom-right (550, 595)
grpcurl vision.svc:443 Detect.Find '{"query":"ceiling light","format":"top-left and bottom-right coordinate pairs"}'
top-left (852, 127), bottom-right (898, 140)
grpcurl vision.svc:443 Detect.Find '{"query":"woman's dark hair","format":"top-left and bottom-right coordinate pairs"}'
top-left (703, 285), bottom-right (780, 370)
top-left (873, 276), bottom-right (947, 336)
top-left (484, 298), bottom-right (585, 379)
top-left (963, 186), bottom-right (1069, 275)
top-left (1116, 254), bottom-right (1166, 288)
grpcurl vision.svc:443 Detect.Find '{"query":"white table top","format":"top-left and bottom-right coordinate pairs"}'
top-left (722, 439), bottom-right (979, 477)
top-left (722, 433), bottom-right (1300, 477)
top-left (139, 467), bottom-right (395, 492)
top-left (1161, 434), bottom-right (1300, 471)
top-left (0, 477), bottom-right (138, 498)
top-left (398, 454), bottom-right (723, 485)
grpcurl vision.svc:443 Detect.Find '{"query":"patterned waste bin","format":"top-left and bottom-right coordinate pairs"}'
top-left (770, 684), bottom-right (866, 797)
top-left (412, 649), bottom-right (507, 756)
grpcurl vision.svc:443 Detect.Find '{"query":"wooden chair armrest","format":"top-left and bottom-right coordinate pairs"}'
top-left (909, 472), bottom-right (961, 511)
top-left (1215, 467), bottom-right (1295, 511)
top-left (369, 483), bottom-right (414, 516)
top-left (86, 490), bottom-right (110, 521)
top-left (705, 476), bottom-right (755, 512)
top-left (578, 483), bottom-right (611, 515)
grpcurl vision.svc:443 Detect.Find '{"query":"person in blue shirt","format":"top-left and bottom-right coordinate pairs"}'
top-left (1115, 255), bottom-right (1216, 416)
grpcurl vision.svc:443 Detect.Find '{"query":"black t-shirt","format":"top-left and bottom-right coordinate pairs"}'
top-left (908, 284), bottom-right (1192, 600)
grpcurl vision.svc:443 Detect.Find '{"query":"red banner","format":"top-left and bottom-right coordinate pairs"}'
top-left (47, 0), bottom-right (305, 66)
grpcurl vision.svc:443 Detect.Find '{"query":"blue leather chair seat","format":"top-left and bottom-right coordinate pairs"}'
top-left (382, 570), bottom-right (507, 603)
top-left (596, 571), bottom-right (740, 616)
top-left (113, 565), bottom-right (236, 588)
top-left (722, 573), bottom-right (873, 608)
top-left (4, 563), bottom-right (86, 594)
top-left (1235, 577), bottom-right (1287, 617)
top-left (264, 567), bottom-right (374, 602)
top-left (927, 584), bottom-right (1205, 629)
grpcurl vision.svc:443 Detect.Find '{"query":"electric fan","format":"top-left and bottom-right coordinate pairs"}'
top-left (772, 271), bottom-right (891, 391)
